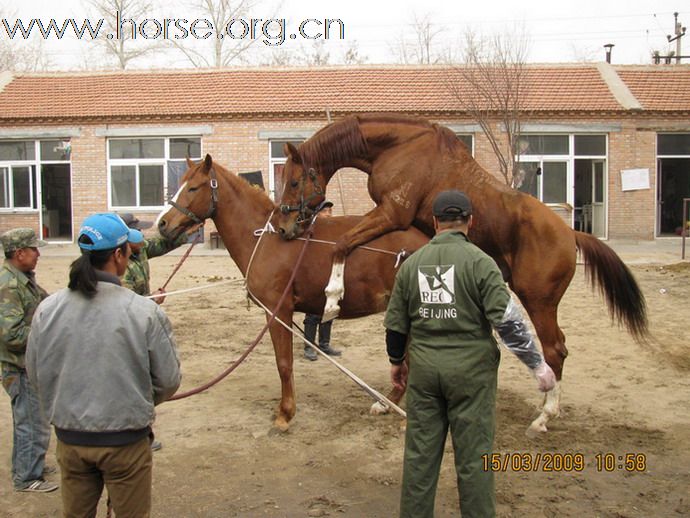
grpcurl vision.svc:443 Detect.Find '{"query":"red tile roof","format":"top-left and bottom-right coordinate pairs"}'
top-left (616, 67), bottom-right (690, 111)
top-left (0, 64), bottom-right (688, 123)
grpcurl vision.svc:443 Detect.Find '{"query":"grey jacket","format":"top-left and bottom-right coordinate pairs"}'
top-left (26, 279), bottom-right (181, 434)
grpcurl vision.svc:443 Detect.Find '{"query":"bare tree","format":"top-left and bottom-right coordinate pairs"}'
top-left (392, 13), bottom-right (444, 65)
top-left (448, 30), bottom-right (530, 188)
top-left (171, 0), bottom-right (261, 67)
top-left (0, 8), bottom-right (51, 71)
top-left (87, 0), bottom-right (162, 69)
top-left (342, 40), bottom-right (367, 65)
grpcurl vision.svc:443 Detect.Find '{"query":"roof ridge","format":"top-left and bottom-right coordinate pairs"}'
top-left (596, 63), bottom-right (643, 111)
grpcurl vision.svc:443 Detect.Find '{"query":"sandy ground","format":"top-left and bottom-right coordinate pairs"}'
top-left (1, 243), bottom-right (690, 517)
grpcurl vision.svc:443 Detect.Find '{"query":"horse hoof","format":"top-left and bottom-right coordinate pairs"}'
top-left (273, 417), bottom-right (290, 433)
top-left (322, 304), bottom-right (340, 322)
top-left (370, 402), bottom-right (390, 415)
top-left (525, 422), bottom-right (548, 439)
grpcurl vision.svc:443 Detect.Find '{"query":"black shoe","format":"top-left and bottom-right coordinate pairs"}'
top-left (304, 347), bottom-right (318, 361)
top-left (319, 344), bottom-right (341, 357)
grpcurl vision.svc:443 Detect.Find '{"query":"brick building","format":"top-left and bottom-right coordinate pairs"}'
top-left (0, 64), bottom-right (689, 244)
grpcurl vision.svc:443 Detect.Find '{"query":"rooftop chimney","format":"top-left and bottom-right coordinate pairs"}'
top-left (604, 43), bottom-right (615, 64)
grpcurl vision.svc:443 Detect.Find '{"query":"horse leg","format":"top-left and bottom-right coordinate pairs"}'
top-left (267, 310), bottom-right (296, 431)
top-left (323, 257), bottom-right (345, 322)
top-left (370, 385), bottom-right (406, 415)
top-left (521, 304), bottom-right (568, 438)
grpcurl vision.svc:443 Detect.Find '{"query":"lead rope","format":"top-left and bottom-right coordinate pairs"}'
top-left (167, 212), bottom-right (313, 402)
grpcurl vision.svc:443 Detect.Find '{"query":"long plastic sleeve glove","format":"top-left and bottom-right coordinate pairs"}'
top-left (532, 361), bottom-right (557, 392)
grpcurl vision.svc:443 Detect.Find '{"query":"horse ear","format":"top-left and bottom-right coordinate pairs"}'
top-left (203, 154), bottom-right (213, 173)
top-left (284, 143), bottom-right (302, 165)
top-left (186, 157), bottom-right (194, 168)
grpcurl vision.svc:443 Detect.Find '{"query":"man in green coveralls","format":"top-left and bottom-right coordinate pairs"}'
top-left (120, 214), bottom-right (187, 452)
top-left (384, 190), bottom-right (556, 518)
top-left (0, 228), bottom-right (58, 493)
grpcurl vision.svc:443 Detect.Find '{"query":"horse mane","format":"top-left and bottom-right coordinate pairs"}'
top-left (184, 158), bottom-right (275, 213)
top-left (299, 114), bottom-right (463, 170)
top-left (298, 116), bottom-right (368, 172)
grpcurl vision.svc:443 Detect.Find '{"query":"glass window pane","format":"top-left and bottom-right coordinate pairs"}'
top-left (0, 168), bottom-right (8, 207)
top-left (516, 162), bottom-right (540, 197)
top-left (456, 134), bottom-right (473, 154)
top-left (139, 165), bottom-right (164, 206)
top-left (40, 140), bottom-right (71, 161)
top-left (109, 139), bottom-right (164, 159)
top-left (574, 135), bottom-right (606, 156)
top-left (170, 138), bottom-right (201, 159)
top-left (658, 134), bottom-right (690, 155)
top-left (543, 162), bottom-right (567, 203)
top-left (12, 167), bottom-right (32, 207)
top-left (270, 140), bottom-right (302, 159)
top-left (594, 164), bottom-right (604, 203)
top-left (518, 135), bottom-right (569, 155)
top-left (0, 140), bottom-right (35, 161)
top-left (111, 165), bottom-right (136, 206)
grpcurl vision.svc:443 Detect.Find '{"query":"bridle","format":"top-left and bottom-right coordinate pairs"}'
top-left (169, 167), bottom-right (219, 225)
top-left (279, 166), bottom-right (327, 225)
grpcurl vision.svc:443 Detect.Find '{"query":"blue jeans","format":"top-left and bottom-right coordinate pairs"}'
top-left (1, 364), bottom-right (51, 489)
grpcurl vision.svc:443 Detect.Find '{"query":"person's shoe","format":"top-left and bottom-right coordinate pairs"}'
top-left (42, 465), bottom-right (57, 475)
top-left (151, 440), bottom-right (163, 452)
top-left (304, 347), bottom-right (318, 361)
top-left (319, 344), bottom-right (342, 357)
top-left (16, 479), bottom-right (59, 493)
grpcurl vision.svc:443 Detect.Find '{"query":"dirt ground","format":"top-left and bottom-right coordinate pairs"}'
top-left (1, 248), bottom-right (690, 517)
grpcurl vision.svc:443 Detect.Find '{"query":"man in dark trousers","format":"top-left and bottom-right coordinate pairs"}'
top-left (0, 228), bottom-right (57, 493)
top-left (384, 190), bottom-right (556, 518)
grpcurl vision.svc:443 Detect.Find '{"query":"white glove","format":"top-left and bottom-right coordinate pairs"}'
top-left (532, 361), bottom-right (556, 392)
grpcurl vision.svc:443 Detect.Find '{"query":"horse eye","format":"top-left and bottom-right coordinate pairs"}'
top-left (290, 180), bottom-right (298, 188)
top-left (188, 186), bottom-right (198, 193)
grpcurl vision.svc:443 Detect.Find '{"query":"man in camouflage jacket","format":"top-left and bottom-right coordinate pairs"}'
top-left (0, 228), bottom-right (57, 493)
top-left (120, 214), bottom-right (188, 303)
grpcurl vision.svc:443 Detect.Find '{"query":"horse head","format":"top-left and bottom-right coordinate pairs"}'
top-left (157, 154), bottom-right (219, 239)
top-left (276, 143), bottom-right (326, 240)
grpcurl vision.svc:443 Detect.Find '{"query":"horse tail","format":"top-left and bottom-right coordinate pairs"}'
top-left (574, 231), bottom-right (648, 341)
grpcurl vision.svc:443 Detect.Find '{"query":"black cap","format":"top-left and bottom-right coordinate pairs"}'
top-left (120, 213), bottom-right (153, 230)
top-left (432, 190), bottom-right (472, 218)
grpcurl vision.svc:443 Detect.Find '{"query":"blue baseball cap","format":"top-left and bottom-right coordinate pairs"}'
top-left (78, 213), bottom-right (144, 251)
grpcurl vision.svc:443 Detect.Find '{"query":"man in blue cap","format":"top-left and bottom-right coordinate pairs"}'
top-left (26, 213), bottom-right (181, 517)
top-left (0, 228), bottom-right (57, 493)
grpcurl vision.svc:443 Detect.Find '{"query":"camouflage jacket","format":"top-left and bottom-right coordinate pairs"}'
top-left (0, 260), bottom-right (48, 368)
top-left (122, 234), bottom-right (187, 296)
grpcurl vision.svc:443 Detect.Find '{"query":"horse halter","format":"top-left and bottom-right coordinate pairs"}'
top-left (169, 167), bottom-right (219, 225)
top-left (279, 167), bottom-right (326, 225)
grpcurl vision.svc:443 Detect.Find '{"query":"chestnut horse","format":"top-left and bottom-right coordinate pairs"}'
top-left (276, 113), bottom-right (648, 435)
top-left (156, 155), bottom-right (428, 430)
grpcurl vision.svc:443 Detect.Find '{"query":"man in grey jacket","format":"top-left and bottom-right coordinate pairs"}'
top-left (26, 213), bottom-right (181, 518)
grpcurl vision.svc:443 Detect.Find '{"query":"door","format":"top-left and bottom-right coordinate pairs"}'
top-left (657, 158), bottom-right (690, 235)
top-left (40, 164), bottom-right (72, 240)
top-left (590, 160), bottom-right (606, 238)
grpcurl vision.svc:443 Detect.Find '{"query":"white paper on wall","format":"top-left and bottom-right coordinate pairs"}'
top-left (620, 168), bottom-right (650, 191)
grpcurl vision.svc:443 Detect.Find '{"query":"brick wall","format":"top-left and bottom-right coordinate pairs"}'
top-left (1, 114), bottom-right (686, 243)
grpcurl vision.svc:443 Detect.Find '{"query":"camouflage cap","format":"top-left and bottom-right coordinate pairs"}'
top-left (1, 228), bottom-right (48, 252)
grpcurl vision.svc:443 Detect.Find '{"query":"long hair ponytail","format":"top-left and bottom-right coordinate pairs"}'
top-left (68, 236), bottom-right (127, 297)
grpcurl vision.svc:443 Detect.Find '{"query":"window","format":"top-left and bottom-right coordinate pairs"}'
top-left (0, 165), bottom-right (37, 209)
top-left (574, 135), bottom-right (606, 156)
top-left (518, 135), bottom-right (569, 155)
top-left (108, 137), bottom-right (201, 208)
top-left (658, 134), bottom-right (690, 156)
top-left (542, 162), bottom-right (567, 203)
top-left (269, 140), bottom-right (303, 202)
top-left (455, 134), bottom-right (474, 155)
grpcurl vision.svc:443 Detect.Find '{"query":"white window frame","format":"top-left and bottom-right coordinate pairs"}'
top-left (107, 136), bottom-right (202, 210)
top-left (0, 141), bottom-right (39, 212)
top-left (454, 133), bottom-right (475, 156)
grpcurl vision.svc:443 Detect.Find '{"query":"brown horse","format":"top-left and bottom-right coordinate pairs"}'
top-left (156, 154), bottom-right (428, 430)
top-left (275, 113), bottom-right (648, 435)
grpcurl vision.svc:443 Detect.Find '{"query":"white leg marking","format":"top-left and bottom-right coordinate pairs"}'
top-left (526, 382), bottom-right (561, 438)
top-left (322, 260), bottom-right (345, 322)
